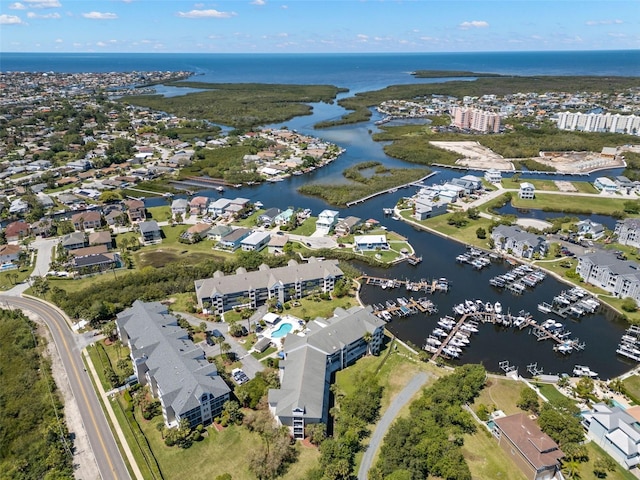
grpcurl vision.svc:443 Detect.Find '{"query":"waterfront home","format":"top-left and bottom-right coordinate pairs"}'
top-left (241, 231), bottom-right (271, 252)
top-left (207, 198), bottom-right (231, 218)
top-left (61, 232), bottom-right (87, 251)
top-left (485, 169), bottom-right (502, 183)
top-left (139, 220), bottom-right (162, 244)
top-left (116, 301), bottom-right (231, 429)
top-left (170, 198), bottom-right (188, 216)
top-left (577, 250), bottom-right (640, 303)
top-left (206, 224), bottom-right (233, 242)
top-left (257, 207), bottom-right (281, 226)
top-left (73, 251), bottom-right (120, 274)
top-left (36, 192), bottom-right (55, 208)
top-left (518, 182), bottom-right (535, 200)
top-left (615, 218), bottom-right (640, 248)
top-left (492, 413), bottom-right (564, 480)
top-left (273, 208), bottom-right (295, 227)
top-left (594, 177), bottom-right (619, 193)
top-left (194, 258), bottom-right (343, 315)
top-left (189, 196), bottom-right (209, 216)
top-left (441, 182), bottom-right (466, 198)
top-left (413, 197), bottom-right (449, 221)
top-left (218, 227), bottom-right (252, 251)
top-left (451, 176), bottom-right (481, 194)
top-left (315, 210), bottom-right (340, 235)
top-left (58, 193), bottom-right (83, 206)
top-left (182, 223), bottom-right (211, 243)
top-left (4, 220), bottom-right (30, 243)
top-left (334, 216), bottom-right (361, 236)
top-left (88, 230), bottom-right (112, 249)
top-left (71, 210), bottom-right (102, 231)
top-left (491, 225), bottom-right (548, 259)
top-left (124, 199), bottom-right (146, 222)
top-left (582, 403), bottom-right (640, 470)
top-left (30, 218), bottom-right (54, 238)
top-left (354, 234), bottom-right (389, 252)
top-left (268, 305), bottom-right (385, 439)
top-left (616, 175), bottom-right (635, 193)
top-left (576, 219), bottom-right (605, 240)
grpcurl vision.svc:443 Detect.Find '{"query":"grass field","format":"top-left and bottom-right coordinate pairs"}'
top-left (462, 428), bottom-right (527, 480)
top-left (571, 181), bottom-right (600, 194)
top-left (534, 383), bottom-right (572, 405)
top-left (147, 205), bottom-right (172, 222)
top-left (580, 442), bottom-right (637, 480)
top-left (472, 377), bottom-right (524, 415)
top-left (622, 375), bottom-right (640, 401)
top-left (285, 294), bottom-right (359, 320)
top-left (501, 178), bottom-right (560, 191)
top-left (289, 217), bottom-right (317, 236)
top-left (511, 192), bottom-right (629, 214)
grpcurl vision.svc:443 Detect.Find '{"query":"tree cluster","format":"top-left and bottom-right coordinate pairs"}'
top-left (370, 364), bottom-right (487, 480)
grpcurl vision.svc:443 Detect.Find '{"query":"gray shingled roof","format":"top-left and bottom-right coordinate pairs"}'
top-left (195, 258), bottom-right (343, 298)
top-left (581, 250), bottom-right (640, 281)
top-left (117, 301), bottom-right (230, 418)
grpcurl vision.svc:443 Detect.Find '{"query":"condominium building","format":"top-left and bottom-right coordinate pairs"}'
top-left (194, 258), bottom-right (344, 314)
top-left (556, 112), bottom-right (640, 135)
top-left (116, 301), bottom-right (231, 429)
top-left (268, 306), bottom-right (385, 439)
top-left (577, 250), bottom-right (640, 303)
top-left (615, 218), bottom-right (640, 249)
top-left (451, 106), bottom-right (501, 133)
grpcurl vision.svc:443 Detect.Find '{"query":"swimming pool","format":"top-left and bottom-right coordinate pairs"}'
top-left (271, 322), bottom-right (293, 339)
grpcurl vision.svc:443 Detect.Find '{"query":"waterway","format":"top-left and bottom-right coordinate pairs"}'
top-left (143, 80), bottom-right (634, 379)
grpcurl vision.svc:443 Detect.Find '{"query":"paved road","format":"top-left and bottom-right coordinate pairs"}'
top-left (0, 295), bottom-right (130, 480)
top-left (357, 371), bottom-right (430, 480)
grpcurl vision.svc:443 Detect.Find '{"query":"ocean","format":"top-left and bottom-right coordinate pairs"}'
top-left (2, 50), bottom-right (639, 94)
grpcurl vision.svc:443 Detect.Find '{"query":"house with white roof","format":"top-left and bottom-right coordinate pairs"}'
top-left (315, 210), bottom-right (339, 235)
top-left (582, 403), bottom-right (640, 470)
top-left (519, 182), bottom-right (535, 199)
top-left (485, 169), bottom-right (502, 183)
top-left (208, 198), bottom-right (231, 217)
top-left (354, 234), bottom-right (389, 251)
top-left (268, 306), bottom-right (385, 439)
top-left (171, 198), bottom-right (188, 216)
top-left (241, 231), bottom-right (271, 252)
top-left (576, 219), bottom-right (605, 240)
top-left (413, 197), bottom-right (449, 221)
top-left (594, 177), bottom-right (619, 193)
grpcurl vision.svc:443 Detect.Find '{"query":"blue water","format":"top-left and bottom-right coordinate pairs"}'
top-left (2, 51), bottom-right (639, 95)
top-left (271, 323), bottom-right (293, 339)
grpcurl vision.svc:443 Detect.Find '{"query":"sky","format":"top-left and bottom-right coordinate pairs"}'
top-left (1, 0), bottom-right (639, 53)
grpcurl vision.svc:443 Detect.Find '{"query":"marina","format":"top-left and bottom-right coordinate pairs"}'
top-left (616, 325), bottom-right (640, 362)
top-left (372, 296), bottom-right (438, 321)
top-left (488, 264), bottom-right (547, 295)
top-left (537, 287), bottom-right (601, 319)
top-left (359, 275), bottom-right (449, 294)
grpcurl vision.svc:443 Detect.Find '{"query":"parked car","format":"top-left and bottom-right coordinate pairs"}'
top-left (210, 329), bottom-right (224, 339)
top-left (231, 368), bottom-right (249, 385)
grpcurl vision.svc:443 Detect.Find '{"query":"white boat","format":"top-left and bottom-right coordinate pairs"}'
top-left (254, 201), bottom-right (264, 208)
top-left (460, 323), bottom-right (479, 333)
top-left (573, 365), bottom-right (598, 378)
top-left (425, 336), bottom-right (442, 347)
top-left (494, 302), bottom-right (502, 314)
top-left (485, 302), bottom-right (494, 313)
top-left (537, 302), bottom-right (552, 314)
top-left (432, 328), bottom-right (448, 338)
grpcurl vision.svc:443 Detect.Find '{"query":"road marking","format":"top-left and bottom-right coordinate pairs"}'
top-left (6, 297), bottom-right (120, 480)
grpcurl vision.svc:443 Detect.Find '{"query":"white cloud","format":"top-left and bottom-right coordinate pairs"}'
top-left (281, 4), bottom-right (288, 8)
top-left (608, 32), bottom-right (626, 38)
top-left (55, 38), bottom-right (62, 42)
top-left (176, 9), bottom-right (236, 18)
top-left (459, 20), bottom-right (489, 29)
top-left (357, 34), bottom-right (368, 41)
top-left (9, 3), bottom-right (27, 10)
top-left (251, 0), bottom-right (266, 5)
top-left (96, 41), bottom-right (107, 47)
top-left (420, 36), bottom-right (434, 41)
top-left (586, 19), bottom-right (623, 26)
top-left (0, 14), bottom-right (24, 24)
top-left (27, 11), bottom-right (60, 18)
top-left (21, 0), bottom-right (61, 8)
top-left (82, 11), bottom-right (118, 19)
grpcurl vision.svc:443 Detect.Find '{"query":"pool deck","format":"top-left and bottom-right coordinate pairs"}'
top-left (262, 315), bottom-right (304, 344)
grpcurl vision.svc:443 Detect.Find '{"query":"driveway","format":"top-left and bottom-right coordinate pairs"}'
top-left (30, 237), bottom-right (58, 277)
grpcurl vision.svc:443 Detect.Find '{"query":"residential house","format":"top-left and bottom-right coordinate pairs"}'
top-left (9, 198), bottom-right (29, 214)
top-left (182, 223), bottom-right (211, 243)
top-left (36, 192), bottom-right (55, 208)
top-left (257, 208), bottom-right (281, 227)
top-left (582, 403), bottom-right (640, 470)
top-left (61, 232), bottom-right (87, 250)
top-left (105, 207), bottom-right (127, 226)
top-left (207, 198), bottom-right (231, 218)
top-left (519, 182), bottom-right (535, 200)
top-left (315, 210), bottom-right (340, 235)
top-left (218, 227), bottom-right (252, 251)
top-left (189, 196), bottom-right (209, 216)
top-left (354, 234), bottom-right (389, 251)
top-left (116, 301), bottom-right (231, 428)
top-left (241, 231), bottom-right (271, 252)
top-left (171, 198), bottom-right (188, 216)
top-left (268, 306), bottom-right (385, 439)
top-left (206, 224), bottom-right (233, 242)
top-left (71, 210), bottom-right (102, 231)
top-left (267, 235), bottom-right (289, 255)
top-left (57, 193), bottom-right (83, 206)
top-left (4, 220), bottom-right (30, 242)
top-left (491, 225), bottom-right (548, 259)
top-left (594, 177), bottom-right (619, 193)
top-left (576, 220), bottom-right (605, 240)
top-left (224, 203), bottom-right (244, 218)
top-left (492, 413), bottom-right (564, 480)
top-left (451, 177), bottom-right (478, 195)
top-left (274, 208), bottom-right (294, 227)
top-left (0, 244), bottom-right (21, 264)
top-left (577, 250), bottom-right (640, 303)
top-left (615, 218), bottom-right (640, 248)
top-left (334, 216), bottom-right (361, 236)
top-left (31, 218), bottom-right (54, 238)
top-left (413, 197), bottom-right (449, 221)
top-left (195, 258), bottom-right (344, 314)
top-left (70, 245), bottom-right (108, 258)
top-left (485, 169), bottom-right (502, 183)
top-left (139, 220), bottom-right (162, 244)
top-left (73, 252), bottom-right (121, 274)
top-left (616, 176), bottom-right (635, 193)
top-left (124, 199), bottom-right (146, 223)
top-left (88, 230), bottom-right (112, 249)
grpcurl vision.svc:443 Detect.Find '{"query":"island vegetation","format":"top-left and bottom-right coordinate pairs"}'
top-left (411, 70), bottom-right (503, 78)
top-left (0, 309), bottom-right (74, 479)
top-left (121, 82), bottom-right (347, 128)
top-left (315, 74), bottom-right (640, 128)
top-left (298, 161), bottom-right (430, 206)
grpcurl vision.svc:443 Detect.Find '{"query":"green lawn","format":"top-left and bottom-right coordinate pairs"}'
top-left (462, 428), bottom-right (527, 480)
top-left (147, 205), bottom-right (172, 222)
top-left (285, 294), bottom-right (359, 320)
top-left (0, 267), bottom-right (33, 291)
top-left (288, 217), bottom-right (317, 236)
top-left (232, 209), bottom-right (263, 228)
top-left (501, 178), bottom-right (560, 191)
top-left (534, 383), bottom-right (572, 406)
top-left (571, 181), bottom-right (600, 194)
top-left (580, 442), bottom-right (637, 480)
top-left (511, 192), bottom-right (630, 215)
top-left (472, 377), bottom-right (524, 415)
top-left (622, 375), bottom-right (640, 402)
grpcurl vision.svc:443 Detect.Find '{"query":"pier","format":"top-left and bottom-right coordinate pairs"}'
top-left (537, 287), bottom-right (600, 319)
top-left (616, 325), bottom-right (640, 362)
top-left (372, 296), bottom-right (438, 321)
top-left (359, 275), bottom-right (449, 294)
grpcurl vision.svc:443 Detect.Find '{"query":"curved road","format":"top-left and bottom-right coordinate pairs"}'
top-left (0, 295), bottom-right (130, 480)
top-left (357, 371), bottom-right (430, 480)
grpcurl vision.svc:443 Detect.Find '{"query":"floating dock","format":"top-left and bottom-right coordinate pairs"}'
top-left (359, 275), bottom-right (449, 294)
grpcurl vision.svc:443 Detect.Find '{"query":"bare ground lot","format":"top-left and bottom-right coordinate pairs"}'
top-left (429, 141), bottom-right (626, 173)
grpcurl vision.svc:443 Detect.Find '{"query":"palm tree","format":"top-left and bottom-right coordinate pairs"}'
top-left (220, 342), bottom-right (232, 360)
top-left (363, 331), bottom-right (373, 354)
top-left (562, 459), bottom-right (581, 479)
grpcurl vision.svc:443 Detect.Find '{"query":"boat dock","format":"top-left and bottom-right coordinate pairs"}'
top-left (359, 275), bottom-right (449, 294)
top-left (617, 325), bottom-right (640, 362)
top-left (372, 296), bottom-right (438, 321)
top-left (489, 264), bottom-right (546, 295)
top-left (537, 287), bottom-right (600, 319)
top-left (455, 247), bottom-right (499, 270)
